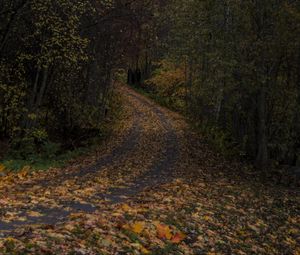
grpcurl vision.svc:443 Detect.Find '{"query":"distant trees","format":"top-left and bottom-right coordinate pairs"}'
top-left (148, 0), bottom-right (300, 168)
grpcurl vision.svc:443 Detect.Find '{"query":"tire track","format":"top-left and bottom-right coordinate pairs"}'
top-left (101, 91), bottom-right (179, 203)
top-left (0, 96), bottom-right (145, 234)
top-left (0, 87), bottom-right (179, 235)
top-left (6, 100), bottom-right (144, 193)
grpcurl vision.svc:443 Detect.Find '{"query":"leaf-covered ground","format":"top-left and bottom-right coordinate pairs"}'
top-left (0, 85), bottom-right (299, 255)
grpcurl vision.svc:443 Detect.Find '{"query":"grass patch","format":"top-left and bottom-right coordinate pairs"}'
top-left (1, 146), bottom-right (89, 172)
top-left (0, 92), bottom-right (123, 172)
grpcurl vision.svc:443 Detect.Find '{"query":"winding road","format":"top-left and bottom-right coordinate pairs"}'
top-left (0, 85), bottom-right (181, 236)
top-left (1, 85), bottom-right (299, 255)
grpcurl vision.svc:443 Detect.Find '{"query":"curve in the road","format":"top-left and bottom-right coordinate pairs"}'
top-left (0, 87), bottom-right (179, 235)
top-left (101, 92), bottom-right (179, 203)
top-left (12, 101), bottom-right (145, 192)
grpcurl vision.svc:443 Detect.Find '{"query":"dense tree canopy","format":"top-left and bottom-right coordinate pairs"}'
top-left (0, 0), bottom-right (160, 157)
top-left (141, 0), bottom-right (300, 169)
top-left (1, 0), bottom-right (300, 169)
top-left (0, 1), bottom-right (299, 254)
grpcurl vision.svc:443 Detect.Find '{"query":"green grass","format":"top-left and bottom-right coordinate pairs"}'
top-left (1, 146), bottom-right (89, 172)
top-left (0, 129), bottom-right (114, 173)
top-left (0, 93), bottom-right (122, 173)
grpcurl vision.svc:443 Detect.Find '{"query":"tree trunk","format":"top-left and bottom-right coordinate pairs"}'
top-left (215, 86), bottom-right (224, 124)
top-left (36, 67), bottom-right (49, 108)
top-left (256, 85), bottom-right (268, 169)
top-left (30, 67), bottom-right (41, 109)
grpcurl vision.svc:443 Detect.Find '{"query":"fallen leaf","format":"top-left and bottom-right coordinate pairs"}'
top-left (132, 221), bottom-right (145, 234)
top-left (171, 231), bottom-right (186, 243)
top-left (155, 222), bottom-right (172, 240)
top-left (28, 211), bottom-right (44, 217)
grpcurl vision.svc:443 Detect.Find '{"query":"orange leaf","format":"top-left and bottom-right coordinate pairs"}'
top-left (121, 204), bottom-right (131, 212)
top-left (171, 232), bottom-right (186, 243)
top-left (156, 223), bottom-right (172, 240)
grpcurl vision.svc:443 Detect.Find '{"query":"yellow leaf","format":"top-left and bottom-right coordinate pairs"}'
top-left (203, 215), bottom-right (213, 222)
top-left (17, 166), bottom-right (30, 179)
top-left (5, 237), bottom-right (18, 243)
top-left (141, 246), bottom-right (150, 254)
top-left (132, 221), bottom-right (145, 234)
top-left (17, 216), bottom-right (27, 222)
top-left (121, 204), bottom-right (131, 212)
top-left (28, 211), bottom-right (44, 217)
top-left (112, 212), bottom-right (122, 217)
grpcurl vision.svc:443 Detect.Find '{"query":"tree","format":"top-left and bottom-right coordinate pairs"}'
top-left (148, 0), bottom-right (300, 168)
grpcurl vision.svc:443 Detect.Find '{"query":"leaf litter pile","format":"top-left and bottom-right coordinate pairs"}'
top-left (0, 86), bottom-right (299, 255)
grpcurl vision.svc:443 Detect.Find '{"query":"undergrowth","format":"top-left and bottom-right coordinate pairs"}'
top-left (0, 91), bottom-right (122, 172)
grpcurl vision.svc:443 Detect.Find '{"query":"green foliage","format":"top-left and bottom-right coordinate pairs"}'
top-left (151, 0), bottom-right (300, 165)
top-left (0, 87), bottom-right (122, 172)
top-left (0, 0), bottom-right (156, 167)
top-left (145, 60), bottom-right (186, 111)
top-left (202, 126), bottom-right (241, 158)
top-left (9, 129), bottom-right (48, 158)
top-left (0, 62), bottom-right (27, 137)
top-left (2, 143), bottom-right (87, 172)
top-left (41, 142), bottom-right (61, 159)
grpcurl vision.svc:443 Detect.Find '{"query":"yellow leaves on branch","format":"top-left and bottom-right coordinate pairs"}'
top-left (145, 60), bottom-right (186, 98)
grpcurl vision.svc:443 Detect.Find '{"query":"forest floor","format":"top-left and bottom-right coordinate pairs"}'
top-left (0, 85), bottom-right (299, 255)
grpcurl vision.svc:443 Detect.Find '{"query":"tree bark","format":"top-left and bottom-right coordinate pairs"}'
top-left (256, 85), bottom-right (268, 169)
top-left (36, 67), bottom-right (49, 108)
